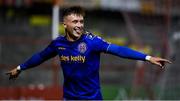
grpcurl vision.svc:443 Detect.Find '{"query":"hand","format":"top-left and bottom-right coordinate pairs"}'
top-left (6, 68), bottom-right (21, 80)
top-left (148, 57), bottom-right (172, 68)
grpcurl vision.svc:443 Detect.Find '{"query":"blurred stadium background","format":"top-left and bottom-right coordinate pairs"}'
top-left (0, 0), bottom-right (180, 100)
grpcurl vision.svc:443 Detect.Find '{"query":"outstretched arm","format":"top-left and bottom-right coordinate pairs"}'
top-left (6, 43), bottom-right (57, 80)
top-left (107, 44), bottom-right (171, 68)
top-left (92, 35), bottom-right (172, 68)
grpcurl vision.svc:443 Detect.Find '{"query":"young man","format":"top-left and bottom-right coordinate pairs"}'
top-left (6, 6), bottom-right (171, 100)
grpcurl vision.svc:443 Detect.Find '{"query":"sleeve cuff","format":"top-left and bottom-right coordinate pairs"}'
top-left (17, 65), bottom-right (21, 71)
top-left (145, 55), bottom-right (151, 61)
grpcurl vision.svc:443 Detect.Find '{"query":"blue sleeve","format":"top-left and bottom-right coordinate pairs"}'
top-left (20, 41), bottom-right (57, 70)
top-left (107, 44), bottom-right (147, 61)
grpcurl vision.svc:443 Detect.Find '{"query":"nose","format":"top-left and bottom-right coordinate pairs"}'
top-left (76, 22), bottom-right (83, 28)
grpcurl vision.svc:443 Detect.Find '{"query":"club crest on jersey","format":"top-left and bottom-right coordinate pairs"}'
top-left (78, 42), bottom-right (87, 53)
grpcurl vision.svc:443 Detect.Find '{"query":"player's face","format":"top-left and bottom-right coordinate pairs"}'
top-left (63, 14), bottom-right (84, 41)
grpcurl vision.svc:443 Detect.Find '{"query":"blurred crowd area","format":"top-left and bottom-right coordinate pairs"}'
top-left (0, 0), bottom-right (180, 100)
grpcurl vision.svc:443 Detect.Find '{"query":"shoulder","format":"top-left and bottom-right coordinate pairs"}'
top-left (51, 35), bottom-right (65, 43)
top-left (84, 31), bottom-right (110, 44)
top-left (48, 35), bottom-right (65, 46)
top-left (84, 31), bottom-right (104, 41)
top-left (53, 35), bottom-right (64, 41)
top-left (84, 31), bottom-right (97, 40)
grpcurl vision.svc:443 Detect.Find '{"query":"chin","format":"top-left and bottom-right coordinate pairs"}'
top-left (74, 33), bottom-right (82, 38)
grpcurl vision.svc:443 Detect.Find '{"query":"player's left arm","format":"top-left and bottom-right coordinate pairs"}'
top-left (107, 44), bottom-right (172, 68)
top-left (92, 35), bottom-right (171, 68)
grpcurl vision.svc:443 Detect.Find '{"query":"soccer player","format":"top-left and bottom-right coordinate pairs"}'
top-left (6, 6), bottom-right (171, 100)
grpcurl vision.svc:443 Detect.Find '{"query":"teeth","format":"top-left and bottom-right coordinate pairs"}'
top-left (74, 27), bottom-right (80, 30)
top-left (74, 29), bottom-right (79, 33)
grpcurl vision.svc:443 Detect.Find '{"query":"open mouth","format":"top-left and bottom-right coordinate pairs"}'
top-left (74, 27), bottom-right (82, 34)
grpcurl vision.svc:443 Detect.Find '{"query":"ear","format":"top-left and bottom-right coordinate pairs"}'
top-left (63, 22), bottom-right (67, 29)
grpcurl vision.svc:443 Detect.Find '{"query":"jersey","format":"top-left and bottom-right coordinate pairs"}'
top-left (19, 32), bottom-right (147, 100)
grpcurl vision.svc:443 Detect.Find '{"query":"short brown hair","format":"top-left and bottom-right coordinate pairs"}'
top-left (62, 6), bottom-right (85, 19)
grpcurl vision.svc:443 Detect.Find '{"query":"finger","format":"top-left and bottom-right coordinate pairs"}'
top-left (159, 59), bottom-right (172, 64)
top-left (158, 63), bottom-right (166, 69)
top-left (161, 66), bottom-right (165, 69)
top-left (163, 59), bottom-right (172, 63)
top-left (159, 61), bottom-right (165, 66)
top-left (154, 62), bottom-right (162, 67)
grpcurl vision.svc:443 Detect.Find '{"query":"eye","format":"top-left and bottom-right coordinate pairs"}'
top-left (72, 20), bottom-right (78, 24)
top-left (80, 20), bottom-right (84, 24)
